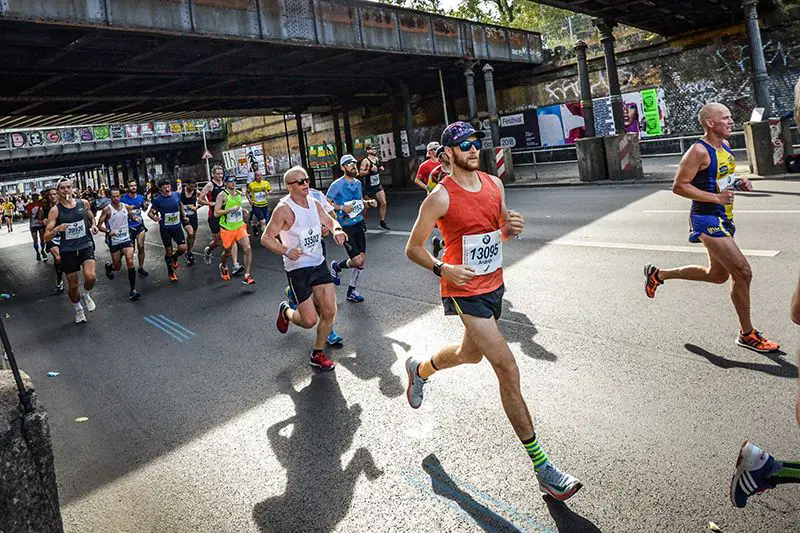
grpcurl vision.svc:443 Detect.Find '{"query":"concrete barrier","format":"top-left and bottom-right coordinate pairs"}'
top-left (479, 147), bottom-right (514, 182)
top-left (0, 371), bottom-right (64, 533)
top-left (576, 137), bottom-right (608, 181)
top-left (603, 133), bottom-right (644, 181)
top-left (744, 119), bottom-right (793, 176)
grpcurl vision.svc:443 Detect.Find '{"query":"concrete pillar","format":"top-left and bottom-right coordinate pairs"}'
top-left (132, 159), bottom-right (140, 182)
top-left (342, 104), bottom-right (354, 155)
top-left (574, 40), bottom-right (596, 137)
top-left (482, 63), bottom-right (500, 148)
top-left (743, 0), bottom-right (771, 118)
top-left (122, 160), bottom-right (130, 185)
top-left (390, 94), bottom-right (407, 188)
top-left (464, 65), bottom-right (478, 127)
top-left (594, 19), bottom-right (624, 134)
top-left (744, 118), bottom-right (792, 175)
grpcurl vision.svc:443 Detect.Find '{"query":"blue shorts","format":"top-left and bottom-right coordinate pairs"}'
top-left (688, 215), bottom-right (735, 243)
top-left (159, 225), bottom-right (185, 248)
top-left (251, 205), bottom-right (269, 222)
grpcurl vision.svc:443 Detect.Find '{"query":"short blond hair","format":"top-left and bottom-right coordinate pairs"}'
top-left (283, 165), bottom-right (308, 185)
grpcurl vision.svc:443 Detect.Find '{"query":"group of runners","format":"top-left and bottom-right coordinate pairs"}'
top-left (18, 92), bottom-right (800, 510)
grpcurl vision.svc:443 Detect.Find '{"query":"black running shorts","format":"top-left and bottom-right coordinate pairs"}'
top-left (286, 261), bottom-right (333, 305)
top-left (442, 284), bottom-right (505, 320)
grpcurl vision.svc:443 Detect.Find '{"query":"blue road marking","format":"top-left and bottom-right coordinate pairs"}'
top-left (155, 314), bottom-right (196, 337)
top-left (143, 315), bottom-right (193, 342)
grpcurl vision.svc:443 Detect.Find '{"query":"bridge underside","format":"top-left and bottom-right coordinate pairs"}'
top-left (537, 0), bottom-right (778, 36)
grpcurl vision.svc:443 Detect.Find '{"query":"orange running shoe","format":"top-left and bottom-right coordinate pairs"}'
top-left (736, 330), bottom-right (780, 353)
top-left (168, 272), bottom-right (178, 282)
top-left (219, 263), bottom-right (230, 281)
top-left (644, 263), bottom-right (662, 299)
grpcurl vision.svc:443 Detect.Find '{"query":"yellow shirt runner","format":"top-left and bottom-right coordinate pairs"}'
top-left (247, 180), bottom-right (272, 207)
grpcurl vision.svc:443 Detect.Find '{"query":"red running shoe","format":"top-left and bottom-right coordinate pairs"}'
top-left (310, 351), bottom-right (336, 371)
top-left (276, 301), bottom-right (290, 334)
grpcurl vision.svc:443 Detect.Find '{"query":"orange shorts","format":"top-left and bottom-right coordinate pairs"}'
top-left (220, 225), bottom-right (248, 249)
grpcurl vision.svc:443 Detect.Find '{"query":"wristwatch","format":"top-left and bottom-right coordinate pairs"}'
top-left (432, 261), bottom-right (444, 277)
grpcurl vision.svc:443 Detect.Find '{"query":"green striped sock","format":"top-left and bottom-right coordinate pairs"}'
top-left (774, 465), bottom-right (800, 480)
top-left (522, 434), bottom-right (549, 473)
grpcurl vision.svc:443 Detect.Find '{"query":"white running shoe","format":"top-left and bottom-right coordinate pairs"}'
top-left (81, 293), bottom-right (96, 312)
top-left (75, 307), bottom-right (87, 324)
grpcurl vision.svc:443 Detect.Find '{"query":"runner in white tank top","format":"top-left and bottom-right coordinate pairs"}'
top-left (96, 186), bottom-right (141, 301)
top-left (262, 166), bottom-right (348, 371)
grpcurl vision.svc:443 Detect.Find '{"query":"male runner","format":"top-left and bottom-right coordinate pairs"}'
top-left (199, 164), bottom-right (242, 275)
top-left (328, 154), bottom-right (377, 303)
top-left (246, 169), bottom-right (272, 236)
top-left (97, 186), bottom-right (141, 300)
top-left (40, 188), bottom-right (64, 294)
top-left (27, 193), bottom-right (45, 261)
top-left (2, 197), bottom-right (14, 232)
top-left (214, 174), bottom-right (255, 285)
top-left (404, 121), bottom-right (582, 501)
top-left (44, 178), bottom-right (98, 324)
top-left (413, 141), bottom-right (441, 191)
top-left (262, 166), bottom-right (347, 371)
top-left (148, 178), bottom-right (187, 282)
top-left (727, 78), bottom-right (800, 510)
top-left (644, 103), bottom-right (779, 353)
top-left (180, 178), bottom-right (199, 265)
top-left (120, 179), bottom-right (149, 277)
top-left (284, 184), bottom-right (346, 345)
top-left (359, 143), bottom-right (390, 230)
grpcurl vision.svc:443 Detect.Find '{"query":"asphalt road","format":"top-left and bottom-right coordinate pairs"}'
top-left (1, 180), bottom-right (798, 532)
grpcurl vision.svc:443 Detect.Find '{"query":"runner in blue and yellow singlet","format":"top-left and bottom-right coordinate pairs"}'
top-left (643, 102), bottom-right (779, 353)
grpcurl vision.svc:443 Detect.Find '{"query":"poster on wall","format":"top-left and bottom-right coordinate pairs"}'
top-left (499, 109), bottom-right (540, 149)
top-left (110, 125), bottom-right (125, 140)
top-left (93, 125), bottom-right (110, 141)
top-left (140, 122), bottom-right (155, 136)
top-left (28, 131), bottom-right (44, 146)
top-left (593, 89), bottom-right (667, 138)
top-left (45, 130), bottom-right (61, 144)
top-left (10, 132), bottom-right (26, 148)
top-left (61, 129), bottom-right (77, 144)
top-left (377, 133), bottom-right (395, 161)
top-left (155, 123), bottom-right (168, 136)
top-left (536, 102), bottom-right (585, 146)
top-left (125, 124), bottom-right (140, 138)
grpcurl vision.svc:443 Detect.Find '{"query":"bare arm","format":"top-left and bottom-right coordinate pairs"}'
top-left (316, 201), bottom-right (346, 247)
top-left (96, 206), bottom-right (110, 234)
top-left (83, 200), bottom-right (98, 234)
top-left (405, 189), bottom-right (449, 273)
top-left (148, 202), bottom-right (160, 223)
top-left (197, 182), bottom-right (214, 207)
top-left (490, 175), bottom-right (524, 239)
top-left (43, 205), bottom-right (60, 242)
top-left (359, 159), bottom-right (370, 177)
top-left (672, 145), bottom-right (730, 205)
top-left (213, 192), bottom-right (228, 218)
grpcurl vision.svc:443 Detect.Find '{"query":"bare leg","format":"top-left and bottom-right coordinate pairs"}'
top-left (136, 231), bottom-right (146, 269)
top-left (237, 236), bottom-right (252, 276)
top-left (82, 260), bottom-right (96, 292)
top-left (376, 189), bottom-right (388, 221)
top-left (658, 249), bottom-right (730, 284)
top-left (701, 235), bottom-right (753, 332)
top-left (311, 284), bottom-right (336, 351)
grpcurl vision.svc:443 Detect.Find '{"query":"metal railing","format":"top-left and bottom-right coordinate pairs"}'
top-left (511, 126), bottom-right (800, 169)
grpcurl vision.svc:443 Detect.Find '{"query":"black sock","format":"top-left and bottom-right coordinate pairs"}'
top-left (171, 252), bottom-right (181, 263)
top-left (127, 268), bottom-right (136, 291)
top-left (54, 262), bottom-right (63, 282)
top-left (164, 255), bottom-right (173, 273)
top-left (337, 259), bottom-right (351, 270)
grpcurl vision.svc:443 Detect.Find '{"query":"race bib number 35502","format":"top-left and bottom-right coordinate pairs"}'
top-left (462, 230), bottom-right (502, 275)
top-left (301, 227), bottom-right (322, 256)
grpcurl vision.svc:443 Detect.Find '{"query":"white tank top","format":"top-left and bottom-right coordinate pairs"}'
top-left (107, 203), bottom-right (131, 244)
top-left (279, 195), bottom-right (324, 271)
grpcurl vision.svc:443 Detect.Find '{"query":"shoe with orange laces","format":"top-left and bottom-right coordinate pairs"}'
top-left (219, 263), bottom-right (230, 281)
top-left (736, 330), bottom-right (780, 353)
top-left (168, 272), bottom-right (178, 282)
top-left (644, 263), bottom-right (662, 299)
top-left (242, 274), bottom-right (255, 286)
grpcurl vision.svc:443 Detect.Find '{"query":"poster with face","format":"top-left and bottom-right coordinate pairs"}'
top-left (28, 131), bottom-right (44, 146)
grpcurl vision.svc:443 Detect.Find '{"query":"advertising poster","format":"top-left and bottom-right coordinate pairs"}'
top-left (499, 109), bottom-right (540, 149)
top-left (45, 130), bottom-right (61, 144)
top-left (593, 89), bottom-right (667, 138)
top-left (93, 125), bottom-right (110, 141)
top-left (27, 131), bottom-right (44, 146)
top-left (78, 128), bottom-right (93, 142)
top-left (182, 121), bottom-right (197, 133)
top-left (536, 103), bottom-right (585, 146)
top-left (125, 124), bottom-right (140, 138)
top-left (61, 129), bottom-right (77, 144)
top-left (169, 122), bottom-right (183, 134)
top-left (140, 122), bottom-right (155, 136)
top-left (110, 124), bottom-right (124, 140)
top-left (10, 132), bottom-right (26, 148)
top-left (155, 122), bottom-right (168, 136)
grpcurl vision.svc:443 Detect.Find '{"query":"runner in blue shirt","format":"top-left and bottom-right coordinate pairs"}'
top-left (148, 178), bottom-right (187, 282)
top-left (120, 179), bottom-right (149, 277)
top-left (327, 154), bottom-right (376, 303)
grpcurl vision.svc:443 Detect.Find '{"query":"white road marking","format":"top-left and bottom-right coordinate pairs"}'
top-left (644, 210), bottom-right (800, 214)
top-left (550, 239), bottom-right (780, 257)
top-left (365, 229), bottom-right (412, 236)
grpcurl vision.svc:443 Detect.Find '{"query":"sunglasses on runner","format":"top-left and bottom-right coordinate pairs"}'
top-left (457, 139), bottom-right (482, 152)
top-left (288, 178), bottom-right (310, 186)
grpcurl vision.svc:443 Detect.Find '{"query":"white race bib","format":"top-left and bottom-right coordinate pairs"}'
top-left (254, 191), bottom-right (267, 203)
top-left (183, 205), bottom-right (196, 215)
top-left (717, 173), bottom-right (736, 192)
top-left (370, 174), bottom-right (381, 187)
top-left (65, 220), bottom-right (86, 240)
top-left (227, 208), bottom-right (243, 223)
top-left (110, 227), bottom-right (129, 245)
top-left (462, 230), bottom-right (503, 275)
top-left (344, 200), bottom-right (364, 218)
top-left (300, 226), bottom-right (322, 256)
top-left (164, 211), bottom-right (180, 226)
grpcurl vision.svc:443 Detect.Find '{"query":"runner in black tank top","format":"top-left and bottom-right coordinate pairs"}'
top-left (44, 179), bottom-right (99, 324)
top-left (198, 165), bottom-right (241, 272)
top-left (180, 178), bottom-right (199, 265)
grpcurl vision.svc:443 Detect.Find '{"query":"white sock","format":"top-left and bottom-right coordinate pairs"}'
top-left (349, 268), bottom-right (361, 289)
top-left (74, 301), bottom-right (83, 311)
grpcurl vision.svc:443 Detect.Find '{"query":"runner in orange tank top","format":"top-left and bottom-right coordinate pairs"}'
top-left (403, 121), bottom-right (583, 502)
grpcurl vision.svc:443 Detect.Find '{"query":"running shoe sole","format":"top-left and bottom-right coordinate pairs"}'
top-left (405, 358), bottom-right (420, 409)
top-left (735, 338), bottom-right (780, 353)
top-left (539, 481), bottom-right (583, 501)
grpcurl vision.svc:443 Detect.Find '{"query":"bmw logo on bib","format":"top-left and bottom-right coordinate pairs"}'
top-left (482, 234), bottom-right (491, 245)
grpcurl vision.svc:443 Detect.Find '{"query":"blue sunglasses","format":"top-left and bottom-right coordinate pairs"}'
top-left (457, 139), bottom-right (482, 152)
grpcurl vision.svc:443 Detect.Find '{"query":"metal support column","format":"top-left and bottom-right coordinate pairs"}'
top-left (482, 63), bottom-right (500, 147)
top-left (464, 65), bottom-right (478, 127)
top-left (342, 103), bottom-right (354, 156)
top-left (574, 40), bottom-right (596, 137)
top-left (295, 111), bottom-right (315, 187)
top-left (743, 0), bottom-right (771, 117)
top-left (122, 160), bottom-right (129, 186)
top-left (594, 19), bottom-right (624, 133)
top-left (401, 83), bottom-right (415, 158)
top-left (332, 107), bottom-right (343, 177)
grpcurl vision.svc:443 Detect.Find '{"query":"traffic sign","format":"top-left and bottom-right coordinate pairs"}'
top-left (201, 148), bottom-right (213, 159)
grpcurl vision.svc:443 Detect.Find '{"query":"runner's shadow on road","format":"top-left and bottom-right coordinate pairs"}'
top-left (685, 344), bottom-right (797, 378)
top-left (422, 454), bottom-right (523, 532)
top-left (500, 300), bottom-right (557, 362)
top-left (544, 496), bottom-right (602, 533)
top-left (252, 371), bottom-right (383, 533)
